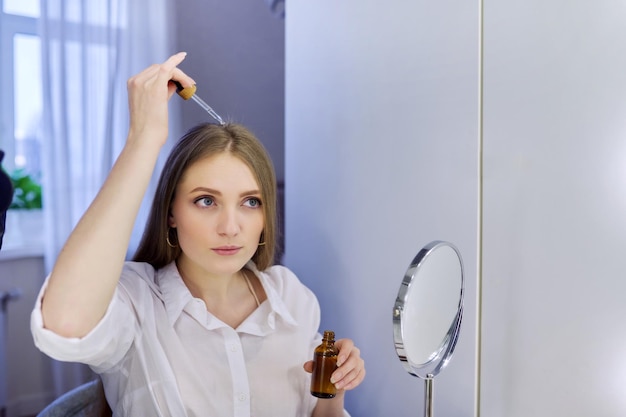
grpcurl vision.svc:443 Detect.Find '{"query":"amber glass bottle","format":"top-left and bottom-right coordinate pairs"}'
top-left (310, 330), bottom-right (339, 398)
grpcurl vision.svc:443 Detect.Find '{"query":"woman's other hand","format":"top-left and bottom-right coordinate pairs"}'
top-left (304, 338), bottom-right (366, 393)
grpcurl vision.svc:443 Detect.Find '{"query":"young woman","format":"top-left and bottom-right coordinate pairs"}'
top-left (31, 52), bottom-right (365, 416)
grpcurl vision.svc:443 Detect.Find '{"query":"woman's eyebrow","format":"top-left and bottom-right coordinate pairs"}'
top-left (190, 187), bottom-right (221, 195)
top-left (240, 189), bottom-right (261, 196)
top-left (189, 187), bottom-right (261, 197)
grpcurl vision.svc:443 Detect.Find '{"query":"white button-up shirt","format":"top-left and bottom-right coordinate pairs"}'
top-left (31, 261), bottom-right (332, 417)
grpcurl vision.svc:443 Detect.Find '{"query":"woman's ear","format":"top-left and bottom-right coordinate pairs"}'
top-left (168, 212), bottom-right (176, 228)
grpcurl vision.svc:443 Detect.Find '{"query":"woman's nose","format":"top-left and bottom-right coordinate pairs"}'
top-left (216, 207), bottom-right (240, 236)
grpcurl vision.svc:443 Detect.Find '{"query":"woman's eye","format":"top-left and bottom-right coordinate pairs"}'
top-left (194, 196), bottom-right (215, 207)
top-left (244, 197), bottom-right (262, 208)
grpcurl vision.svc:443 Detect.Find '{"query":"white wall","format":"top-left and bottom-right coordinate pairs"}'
top-left (480, 1), bottom-right (626, 416)
top-left (286, 1), bottom-right (626, 417)
top-left (284, 2), bottom-right (479, 416)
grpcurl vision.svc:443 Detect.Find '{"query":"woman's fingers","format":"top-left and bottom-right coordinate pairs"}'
top-left (332, 357), bottom-right (366, 390)
top-left (331, 339), bottom-right (366, 391)
top-left (335, 339), bottom-right (353, 367)
top-left (127, 52), bottom-right (191, 95)
top-left (169, 66), bottom-right (195, 87)
top-left (158, 52), bottom-right (196, 96)
top-left (163, 51), bottom-right (187, 68)
top-left (126, 52), bottom-right (191, 142)
top-left (163, 52), bottom-right (195, 89)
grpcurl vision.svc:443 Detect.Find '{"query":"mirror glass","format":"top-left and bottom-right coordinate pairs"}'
top-left (393, 240), bottom-right (464, 378)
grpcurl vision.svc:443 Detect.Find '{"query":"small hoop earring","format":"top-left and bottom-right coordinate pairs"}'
top-left (258, 241), bottom-right (266, 246)
top-left (166, 229), bottom-right (178, 248)
top-left (258, 232), bottom-right (265, 246)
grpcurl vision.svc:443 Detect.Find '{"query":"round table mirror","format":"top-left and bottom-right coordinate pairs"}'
top-left (393, 240), bottom-right (464, 417)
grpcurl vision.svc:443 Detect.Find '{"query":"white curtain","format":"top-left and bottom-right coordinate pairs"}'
top-left (39, 0), bottom-right (180, 396)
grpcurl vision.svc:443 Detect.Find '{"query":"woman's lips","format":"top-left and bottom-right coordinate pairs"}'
top-left (212, 246), bottom-right (242, 256)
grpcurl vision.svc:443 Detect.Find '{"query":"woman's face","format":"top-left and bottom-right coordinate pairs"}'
top-left (169, 152), bottom-right (265, 277)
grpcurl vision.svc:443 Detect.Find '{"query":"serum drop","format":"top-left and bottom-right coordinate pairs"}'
top-left (310, 330), bottom-right (339, 398)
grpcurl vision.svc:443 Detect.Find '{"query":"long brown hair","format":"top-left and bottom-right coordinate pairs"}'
top-left (133, 123), bottom-right (277, 270)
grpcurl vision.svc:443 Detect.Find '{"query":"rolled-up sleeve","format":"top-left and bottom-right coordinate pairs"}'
top-left (30, 275), bottom-right (136, 372)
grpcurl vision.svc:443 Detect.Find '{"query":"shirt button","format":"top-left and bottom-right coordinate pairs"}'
top-left (238, 393), bottom-right (247, 402)
top-left (229, 343), bottom-right (238, 352)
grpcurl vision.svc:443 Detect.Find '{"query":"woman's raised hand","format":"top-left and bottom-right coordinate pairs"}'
top-left (126, 52), bottom-right (195, 145)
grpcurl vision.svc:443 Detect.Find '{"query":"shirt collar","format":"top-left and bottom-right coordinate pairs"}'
top-left (156, 261), bottom-right (298, 330)
top-left (156, 262), bottom-right (193, 326)
top-left (244, 261), bottom-right (298, 330)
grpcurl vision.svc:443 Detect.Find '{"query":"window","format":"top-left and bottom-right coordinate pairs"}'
top-left (0, 0), bottom-right (42, 255)
top-left (2, 0), bottom-right (129, 253)
top-left (0, 0), bottom-right (42, 180)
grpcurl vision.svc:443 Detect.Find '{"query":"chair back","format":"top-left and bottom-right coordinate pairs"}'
top-left (37, 378), bottom-right (112, 417)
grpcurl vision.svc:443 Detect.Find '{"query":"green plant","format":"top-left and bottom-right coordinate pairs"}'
top-left (9, 169), bottom-right (42, 209)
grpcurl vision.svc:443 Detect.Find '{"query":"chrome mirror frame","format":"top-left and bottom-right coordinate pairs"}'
top-left (393, 240), bottom-right (464, 417)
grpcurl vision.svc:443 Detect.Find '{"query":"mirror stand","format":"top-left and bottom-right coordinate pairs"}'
top-left (424, 375), bottom-right (433, 417)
